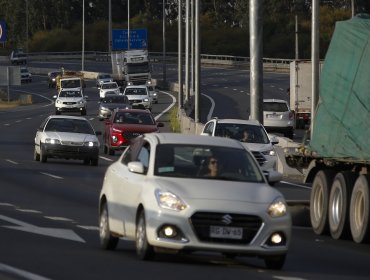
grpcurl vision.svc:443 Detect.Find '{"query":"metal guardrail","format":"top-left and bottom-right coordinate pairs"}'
top-left (23, 51), bottom-right (292, 71)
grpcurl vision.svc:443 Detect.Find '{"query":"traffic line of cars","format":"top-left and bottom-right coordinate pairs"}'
top-left (31, 72), bottom-right (292, 269)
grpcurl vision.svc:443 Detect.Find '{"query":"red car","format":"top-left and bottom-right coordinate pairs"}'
top-left (103, 109), bottom-right (164, 155)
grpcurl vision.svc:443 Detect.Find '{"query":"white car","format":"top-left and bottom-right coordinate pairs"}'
top-left (96, 73), bottom-right (113, 87)
top-left (146, 85), bottom-right (158, 104)
top-left (53, 88), bottom-right (88, 115)
top-left (123, 85), bottom-right (152, 111)
top-left (99, 82), bottom-right (120, 99)
top-left (201, 118), bottom-right (278, 172)
top-left (99, 133), bottom-right (290, 269)
top-left (34, 115), bottom-right (101, 166)
top-left (20, 67), bottom-right (32, 83)
top-left (263, 99), bottom-right (295, 139)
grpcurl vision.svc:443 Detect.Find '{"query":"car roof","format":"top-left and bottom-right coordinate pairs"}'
top-left (210, 118), bottom-right (262, 126)
top-left (125, 85), bottom-right (147, 89)
top-left (146, 133), bottom-right (245, 149)
top-left (113, 108), bottom-right (151, 114)
top-left (263, 99), bottom-right (288, 103)
top-left (48, 115), bottom-right (88, 121)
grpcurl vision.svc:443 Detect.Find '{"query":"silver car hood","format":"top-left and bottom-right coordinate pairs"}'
top-left (240, 142), bottom-right (272, 153)
top-left (44, 132), bottom-right (97, 143)
top-left (153, 177), bottom-right (281, 204)
top-left (57, 97), bottom-right (84, 102)
top-left (126, 95), bottom-right (148, 100)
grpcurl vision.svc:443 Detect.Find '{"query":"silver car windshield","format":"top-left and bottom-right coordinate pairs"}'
top-left (45, 119), bottom-right (94, 134)
top-left (154, 144), bottom-right (264, 182)
top-left (215, 123), bottom-right (270, 144)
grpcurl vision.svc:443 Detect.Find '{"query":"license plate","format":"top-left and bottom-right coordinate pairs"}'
top-left (209, 226), bottom-right (243, 239)
top-left (266, 114), bottom-right (279, 119)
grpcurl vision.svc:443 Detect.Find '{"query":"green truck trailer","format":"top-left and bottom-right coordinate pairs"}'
top-left (285, 14), bottom-right (370, 243)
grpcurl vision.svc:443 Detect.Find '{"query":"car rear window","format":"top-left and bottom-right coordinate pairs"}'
top-left (263, 102), bottom-right (289, 112)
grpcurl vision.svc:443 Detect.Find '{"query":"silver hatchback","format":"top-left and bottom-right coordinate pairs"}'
top-left (263, 99), bottom-right (295, 139)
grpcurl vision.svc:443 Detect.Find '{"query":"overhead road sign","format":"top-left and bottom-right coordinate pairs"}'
top-left (0, 20), bottom-right (7, 42)
top-left (112, 29), bottom-right (147, 50)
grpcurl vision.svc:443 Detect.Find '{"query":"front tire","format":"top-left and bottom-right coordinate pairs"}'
top-left (34, 146), bottom-right (40, 161)
top-left (39, 143), bottom-right (47, 163)
top-left (310, 170), bottom-right (335, 235)
top-left (99, 202), bottom-right (119, 250)
top-left (136, 211), bottom-right (154, 260)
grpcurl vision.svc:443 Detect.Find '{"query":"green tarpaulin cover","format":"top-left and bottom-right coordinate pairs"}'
top-left (310, 14), bottom-right (370, 161)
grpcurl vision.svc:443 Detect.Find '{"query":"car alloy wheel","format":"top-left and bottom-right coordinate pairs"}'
top-left (136, 211), bottom-right (154, 260)
top-left (99, 203), bottom-right (118, 250)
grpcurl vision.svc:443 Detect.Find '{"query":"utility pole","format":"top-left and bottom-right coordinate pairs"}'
top-left (185, 0), bottom-right (190, 103)
top-left (82, 0), bottom-right (85, 71)
top-left (178, 0), bottom-right (183, 108)
top-left (249, 0), bottom-right (263, 123)
top-left (108, 0), bottom-right (112, 53)
top-left (194, 0), bottom-right (200, 123)
top-left (127, 0), bottom-right (130, 50)
top-left (311, 0), bottom-right (319, 137)
top-left (163, 0), bottom-right (167, 86)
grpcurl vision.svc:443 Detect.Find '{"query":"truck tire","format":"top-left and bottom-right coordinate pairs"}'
top-left (350, 175), bottom-right (370, 243)
top-left (310, 170), bottom-right (335, 235)
top-left (328, 172), bottom-right (356, 240)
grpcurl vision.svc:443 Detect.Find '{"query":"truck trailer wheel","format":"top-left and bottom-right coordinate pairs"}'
top-left (310, 170), bottom-right (335, 235)
top-left (328, 172), bottom-right (356, 240)
top-left (350, 175), bottom-right (370, 243)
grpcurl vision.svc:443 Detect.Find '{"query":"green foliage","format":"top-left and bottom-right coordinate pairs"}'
top-left (169, 106), bottom-right (181, 133)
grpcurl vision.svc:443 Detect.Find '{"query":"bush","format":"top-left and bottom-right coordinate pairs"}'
top-left (169, 106), bottom-right (181, 133)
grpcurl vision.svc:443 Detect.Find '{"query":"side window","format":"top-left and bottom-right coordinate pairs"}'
top-left (121, 146), bottom-right (133, 165)
top-left (204, 122), bottom-right (214, 135)
top-left (137, 142), bottom-right (150, 173)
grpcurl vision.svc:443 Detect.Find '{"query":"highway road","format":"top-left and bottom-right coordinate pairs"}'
top-left (0, 63), bottom-right (369, 280)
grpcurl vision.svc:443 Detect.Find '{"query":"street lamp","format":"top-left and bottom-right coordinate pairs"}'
top-left (82, 0), bottom-right (85, 71)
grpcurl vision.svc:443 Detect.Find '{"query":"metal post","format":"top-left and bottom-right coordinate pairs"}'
top-left (178, 0), bottom-right (183, 108)
top-left (191, 0), bottom-right (195, 97)
top-left (249, 0), bottom-right (263, 123)
top-left (82, 0), bottom-right (85, 71)
top-left (352, 0), bottom-right (355, 18)
top-left (26, 0), bottom-right (28, 53)
top-left (295, 15), bottom-right (299, 60)
top-left (108, 0), bottom-right (112, 53)
top-left (311, 0), bottom-right (319, 137)
top-left (127, 0), bottom-right (130, 50)
top-left (163, 0), bottom-right (167, 86)
top-left (185, 0), bottom-right (190, 102)
top-left (194, 0), bottom-right (200, 123)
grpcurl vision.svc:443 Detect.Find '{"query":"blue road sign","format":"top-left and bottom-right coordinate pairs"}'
top-left (112, 29), bottom-right (147, 50)
top-left (0, 20), bottom-right (7, 42)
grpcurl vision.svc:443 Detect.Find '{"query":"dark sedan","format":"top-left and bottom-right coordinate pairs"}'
top-left (98, 94), bottom-right (132, 120)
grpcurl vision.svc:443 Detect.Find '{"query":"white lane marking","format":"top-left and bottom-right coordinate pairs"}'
top-left (273, 276), bottom-right (307, 280)
top-left (13, 89), bottom-right (54, 104)
top-left (88, 117), bottom-right (95, 121)
top-left (202, 93), bottom-right (215, 121)
top-left (16, 209), bottom-right (42, 214)
top-left (77, 225), bottom-right (99, 231)
top-left (0, 202), bottom-right (14, 207)
top-left (280, 180), bottom-right (311, 190)
top-left (15, 120), bottom-right (22, 123)
top-left (4, 123), bottom-right (10, 126)
top-left (5, 159), bottom-right (19, 165)
top-left (40, 172), bottom-right (63, 179)
top-left (99, 156), bottom-right (113, 162)
top-left (0, 262), bottom-right (51, 280)
top-left (26, 117), bottom-right (32, 120)
top-left (0, 214), bottom-right (85, 243)
top-left (155, 90), bottom-right (176, 121)
top-left (44, 216), bottom-right (74, 222)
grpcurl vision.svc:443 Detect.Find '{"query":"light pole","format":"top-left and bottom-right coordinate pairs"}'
top-left (82, 0), bottom-right (85, 71)
top-left (108, 0), bottom-right (112, 52)
top-left (163, 0), bottom-right (167, 86)
top-left (26, 0), bottom-right (28, 53)
top-left (127, 0), bottom-right (130, 50)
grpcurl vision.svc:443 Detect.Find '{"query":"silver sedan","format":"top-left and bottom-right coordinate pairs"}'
top-left (98, 133), bottom-right (291, 269)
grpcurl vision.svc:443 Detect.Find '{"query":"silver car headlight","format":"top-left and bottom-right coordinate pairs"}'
top-left (83, 141), bottom-right (99, 147)
top-left (155, 190), bottom-right (187, 211)
top-left (45, 138), bottom-right (61, 144)
top-left (143, 98), bottom-right (149, 102)
top-left (153, 93), bottom-right (157, 97)
top-left (262, 149), bottom-right (276, 156)
top-left (56, 100), bottom-right (62, 104)
top-left (268, 197), bottom-right (287, 218)
top-left (77, 100), bottom-right (84, 104)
